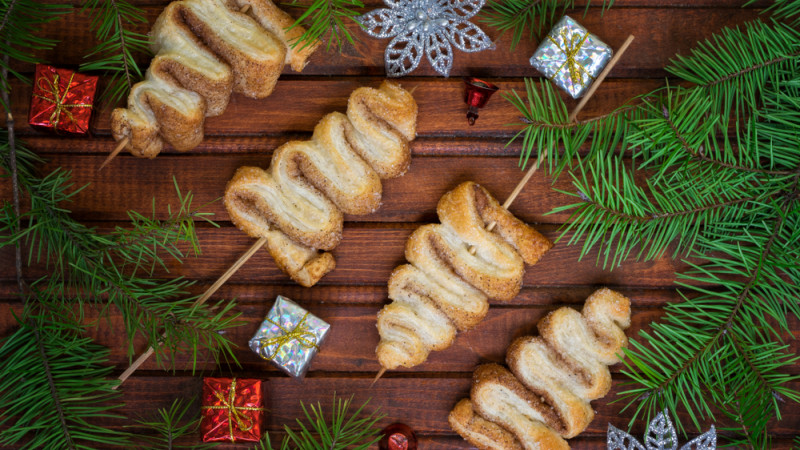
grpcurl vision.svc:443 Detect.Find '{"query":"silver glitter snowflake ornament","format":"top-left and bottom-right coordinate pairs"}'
top-left (607, 410), bottom-right (716, 450)
top-left (357, 0), bottom-right (494, 77)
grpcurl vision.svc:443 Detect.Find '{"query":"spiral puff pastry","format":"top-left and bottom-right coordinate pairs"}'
top-left (376, 182), bottom-right (553, 371)
top-left (448, 288), bottom-right (632, 450)
top-left (111, 0), bottom-right (319, 158)
top-left (224, 81), bottom-right (418, 287)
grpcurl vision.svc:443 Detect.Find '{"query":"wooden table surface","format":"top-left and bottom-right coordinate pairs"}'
top-left (2, 0), bottom-right (799, 448)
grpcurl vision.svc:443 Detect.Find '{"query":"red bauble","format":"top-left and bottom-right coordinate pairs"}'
top-left (379, 423), bottom-right (418, 450)
top-left (463, 77), bottom-right (499, 126)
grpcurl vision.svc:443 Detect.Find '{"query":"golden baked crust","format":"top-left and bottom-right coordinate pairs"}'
top-left (449, 399), bottom-right (522, 450)
top-left (231, 0), bottom-right (321, 71)
top-left (112, 0), bottom-right (319, 159)
top-left (376, 181), bottom-right (553, 370)
top-left (224, 81), bottom-right (417, 287)
top-left (450, 288), bottom-right (632, 449)
top-left (471, 364), bottom-right (570, 450)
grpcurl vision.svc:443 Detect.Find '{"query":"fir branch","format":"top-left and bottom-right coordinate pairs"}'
top-left (81, 0), bottom-right (150, 104)
top-left (619, 177), bottom-right (800, 440)
top-left (132, 397), bottom-right (216, 450)
top-left (0, 0), bottom-right (71, 109)
top-left (256, 395), bottom-right (383, 450)
top-left (481, 0), bottom-right (614, 50)
top-left (285, 0), bottom-right (364, 52)
top-left (504, 78), bottom-right (648, 176)
top-left (0, 321), bottom-right (130, 449)
top-left (667, 19), bottom-right (800, 123)
top-left (0, 137), bottom-right (242, 368)
top-left (746, 0), bottom-right (800, 28)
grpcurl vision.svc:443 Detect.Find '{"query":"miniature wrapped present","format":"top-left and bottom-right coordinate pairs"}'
top-left (200, 377), bottom-right (264, 443)
top-left (249, 296), bottom-right (330, 378)
top-left (28, 64), bottom-right (98, 135)
top-left (530, 16), bottom-right (613, 99)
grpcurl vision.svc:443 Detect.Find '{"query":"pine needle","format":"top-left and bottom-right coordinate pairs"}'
top-left (481, 0), bottom-right (614, 50)
top-left (80, 0), bottom-right (151, 105)
top-left (501, 12), bottom-right (800, 446)
top-left (0, 0), bottom-right (71, 110)
top-left (284, 0), bottom-right (365, 52)
top-left (255, 394), bottom-right (383, 450)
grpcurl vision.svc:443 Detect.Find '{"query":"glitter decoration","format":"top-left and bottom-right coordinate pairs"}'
top-left (607, 410), bottom-right (717, 450)
top-left (200, 377), bottom-right (264, 443)
top-left (28, 64), bottom-right (98, 135)
top-left (249, 296), bottom-right (330, 378)
top-left (530, 16), bottom-right (613, 99)
top-left (357, 0), bottom-right (494, 78)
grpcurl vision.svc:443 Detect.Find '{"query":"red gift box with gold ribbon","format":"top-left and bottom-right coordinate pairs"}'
top-left (28, 64), bottom-right (98, 135)
top-left (200, 377), bottom-right (265, 443)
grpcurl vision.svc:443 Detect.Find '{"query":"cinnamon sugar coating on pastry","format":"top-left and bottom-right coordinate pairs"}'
top-left (111, 0), bottom-right (319, 159)
top-left (224, 81), bottom-right (417, 287)
top-left (450, 288), bottom-right (632, 449)
top-left (376, 182), bottom-right (553, 371)
top-left (449, 399), bottom-right (522, 450)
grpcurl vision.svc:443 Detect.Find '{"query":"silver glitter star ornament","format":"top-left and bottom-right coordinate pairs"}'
top-left (607, 410), bottom-right (716, 450)
top-left (358, 0), bottom-right (494, 77)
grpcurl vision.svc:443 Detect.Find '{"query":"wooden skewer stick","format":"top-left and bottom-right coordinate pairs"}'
top-left (99, 137), bottom-right (129, 171)
top-left (372, 34), bottom-right (635, 385)
top-left (99, 3), bottom-right (255, 172)
top-left (114, 236), bottom-right (268, 388)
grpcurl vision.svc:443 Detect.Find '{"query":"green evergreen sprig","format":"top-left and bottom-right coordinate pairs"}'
top-left (133, 397), bottom-right (216, 450)
top-left (505, 8), bottom-right (800, 446)
top-left (746, 0), bottom-right (800, 26)
top-left (0, 0), bottom-right (71, 110)
top-left (481, 0), bottom-right (614, 50)
top-left (0, 320), bottom-right (130, 449)
top-left (256, 395), bottom-right (383, 450)
top-left (80, 0), bottom-right (150, 104)
top-left (0, 138), bottom-right (242, 368)
top-left (504, 77), bottom-right (646, 175)
top-left (284, 0), bottom-right (364, 52)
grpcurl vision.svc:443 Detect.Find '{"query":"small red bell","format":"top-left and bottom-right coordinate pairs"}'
top-left (463, 77), bottom-right (499, 126)
top-left (379, 423), bottom-right (418, 450)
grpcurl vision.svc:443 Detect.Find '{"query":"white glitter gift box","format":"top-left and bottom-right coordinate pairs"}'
top-left (530, 16), bottom-right (613, 99)
top-left (249, 296), bottom-right (330, 378)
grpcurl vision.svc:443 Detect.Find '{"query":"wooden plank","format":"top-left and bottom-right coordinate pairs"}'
top-left (0, 283), bottom-right (681, 307)
top-left (0, 154), bottom-right (645, 226)
top-left (13, 7), bottom-right (760, 78)
top-left (3, 300), bottom-right (797, 374)
top-left (0, 224), bottom-right (694, 287)
top-left (113, 376), bottom-right (800, 437)
top-left (6, 78), bottom-right (662, 136)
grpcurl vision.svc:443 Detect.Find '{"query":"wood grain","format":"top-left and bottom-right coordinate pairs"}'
top-left (13, 7), bottom-right (760, 78)
top-left (1, 1), bottom-right (797, 448)
top-left (0, 224), bottom-right (695, 287)
top-left (0, 154), bottom-right (649, 224)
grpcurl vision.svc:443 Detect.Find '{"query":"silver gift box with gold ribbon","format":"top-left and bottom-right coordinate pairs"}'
top-left (249, 296), bottom-right (330, 378)
top-left (530, 16), bottom-right (613, 99)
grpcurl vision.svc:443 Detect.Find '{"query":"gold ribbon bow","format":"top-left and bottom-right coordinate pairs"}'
top-left (548, 28), bottom-right (594, 88)
top-left (201, 378), bottom-right (264, 442)
top-left (257, 312), bottom-right (320, 360)
top-left (33, 73), bottom-right (93, 132)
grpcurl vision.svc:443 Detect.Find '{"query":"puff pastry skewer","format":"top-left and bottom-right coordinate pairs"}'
top-left (101, 0), bottom-right (319, 169)
top-left (449, 288), bottom-right (632, 449)
top-left (372, 34), bottom-right (635, 384)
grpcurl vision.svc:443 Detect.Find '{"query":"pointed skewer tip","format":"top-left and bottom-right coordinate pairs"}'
top-left (99, 137), bottom-right (129, 171)
top-left (371, 368), bottom-right (387, 386)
